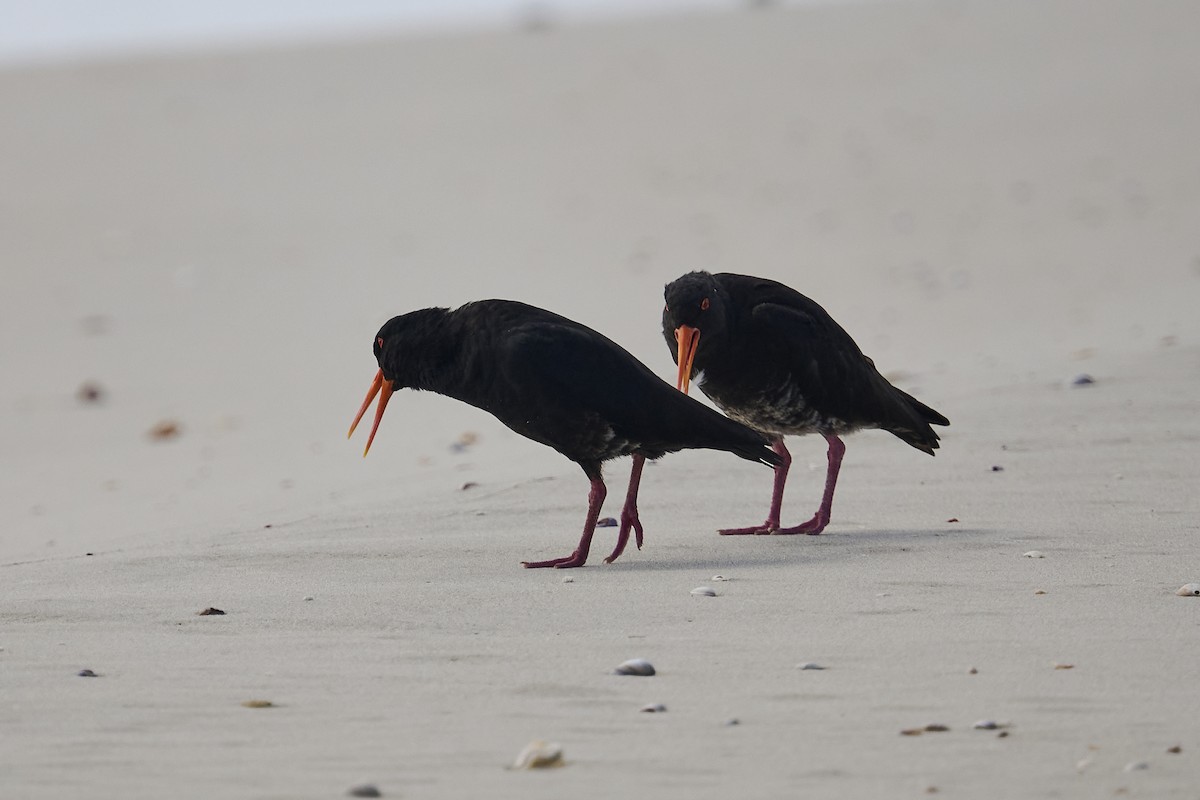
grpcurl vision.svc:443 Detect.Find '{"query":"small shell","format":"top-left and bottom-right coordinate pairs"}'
top-left (77, 669), bottom-right (99, 678)
top-left (197, 607), bottom-right (225, 616)
top-left (596, 517), bottom-right (618, 528)
top-left (924, 724), bottom-right (950, 733)
top-left (561, 576), bottom-right (574, 584)
top-left (967, 667), bottom-right (978, 675)
top-left (1167, 745), bottom-right (1182, 754)
top-left (1023, 551), bottom-right (1045, 558)
top-left (511, 740), bottom-right (564, 770)
top-left (973, 720), bottom-right (1009, 730)
top-left (796, 662), bottom-right (825, 671)
top-left (241, 700), bottom-right (274, 708)
top-left (1175, 583), bottom-right (1200, 596)
top-left (1034, 590), bottom-right (1047, 595)
top-left (614, 658), bottom-right (655, 676)
top-left (1053, 662), bottom-right (1075, 670)
top-left (347, 785), bottom-right (382, 798)
top-left (710, 575), bottom-right (729, 582)
top-left (1123, 760), bottom-right (1149, 772)
top-left (690, 586), bottom-right (717, 597)
top-left (1072, 374), bottom-right (1096, 386)
top-left (723, 718), bottom-right (740, 726)
top-left (639, 703), bottom-right (666, 713)
top-left (900, 728), bottom-right (924, 736)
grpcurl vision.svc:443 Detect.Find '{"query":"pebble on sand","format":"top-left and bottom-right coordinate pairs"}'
top-left (596, 517), bottom-right (618, 527)
top-left (1167, 745), bottom-right (1182, 754)
top-left (640, 703), bottom-right (667, 713)
top-left (796, 662), bottom-right (825, 670)
top-left (347, 785), bottom-right (382, 798)
top-left (511, 740), bottom-right (564, 769)
top-left (241, 700), bottom-right (274, 708)
top-left (77, 669), bottom-right (99, 677)
top-left (710, 575), bottom-right (730, 581)
top-left (1072, 374), bottom-right (1096, 386)
top-left (973, 720), bottom-right (1009, 730)
top-left (614, 658), bottom-right (656, 676)
top-left (148, 420), bottom-right (181, 440)
top-left (1175, 583), bottom-right (1200, 596)
top-left (77, 381), bottom-right (105, 404)
top-left (690, 586), bottom-right (717, 597)
top-left (197, 607), bottom-right (225, 616)
top-left (1053, 662), bottom-right (1075, 670)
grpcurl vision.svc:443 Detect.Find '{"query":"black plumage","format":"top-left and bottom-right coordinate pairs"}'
top-left (349, 299), bottom-right (782, 567)
top-left (663, 271), bottom-right (949, 535)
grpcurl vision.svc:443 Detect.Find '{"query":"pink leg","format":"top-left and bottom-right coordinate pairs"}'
top-left (522, 477), bottom-right (606, 568)
top-left (719, 435), bottom-right (845, 536)
top-left (720, 439), bottom-right (790, 535)
top-left (775, 434), bottom-right (844, 535)
top-left (604, 455), bottom-right (646, 564)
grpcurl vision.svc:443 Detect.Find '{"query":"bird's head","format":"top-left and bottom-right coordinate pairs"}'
top-left (347, 309), bottom-right (449, 457)
top-left (663, 271), bottom-right (726, 394)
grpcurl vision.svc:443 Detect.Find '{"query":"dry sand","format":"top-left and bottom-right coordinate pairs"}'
top-left (2, 0), bottom-right (1199, 797)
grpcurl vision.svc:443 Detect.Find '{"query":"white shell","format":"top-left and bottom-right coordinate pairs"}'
top-left (639, 703), bottom-right (666, 713)
top-left (1123, 760), bottom-right (1149, 772)
top-left (561, 576), bottom-right (574, 584)
top-left (710, 575), bottom-right (729, 582)
top-left (614, 658), bottom-right (656, 676)
top-left (1175, 583), bottom-right (1200, 596)
top-left (1023, 551), bottom-right (1045, 558)
top-left (511, 740), bottom-right (564, 770)
top-left (796, 662), bottom-right (826, 670)
top-left (690, 586), bottom-right (717, 597)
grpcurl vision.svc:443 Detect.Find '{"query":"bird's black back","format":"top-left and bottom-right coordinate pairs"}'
top-left (663, 272), bottom-right (949, 453)
top-left (376, 300), bottom-right (782, 476)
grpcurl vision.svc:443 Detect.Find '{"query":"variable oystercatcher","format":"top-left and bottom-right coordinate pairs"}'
top-left (348, 300), bottom-right (782, 568)
top-left (663, 271), bottom-right (948, 536)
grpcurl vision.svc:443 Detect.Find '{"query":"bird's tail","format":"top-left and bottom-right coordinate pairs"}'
top-left (694, 409), bottom-right (784, 468)
top-left (884, 388), bottom-right (949, 455)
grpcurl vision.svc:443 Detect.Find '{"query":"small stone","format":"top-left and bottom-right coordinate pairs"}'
top-left (241, 700), bottom-right (273, 708)
top-left (1034, 590), bottom-right (1047, 595)
top-left (596, 517), bottom-right (618, 527)
top-left (561, 576), bottom-right (574, 583)
top-left (723, 718), bottom-right (740, 726)
top-left (924, 724), bottom-right (950, 732)
top-left (1175, 583), bottom-right (1200, 596)
top-left (77, 381), bottom-right (105, 404)
top-left (77, 669), bottom-right (99, 678)
top-left (347, 785), bottom-right (382, 798)
top-left (1167, 745), bottom-right (1182, 754)
top-left (1053, 662), bottom-right (1075, 670)
top-left (997, 731), bottom-right (1010, 738)
top-left (614, 658), bottom-right (655, 676)
top-left (690, 586), bottom-right (717, 597)
top-left (639, 703), bottom-right (667, 713)
top-left (796, 662), bottom-right (825, 670)
top-left (197, 607), bottom-right (225, 616)
top-left (990, 465), bottom-right (1004, 472)
top-left (304, 596), bottom-right (314, 601)
top-left (511, 739), bottom-right (564, 769)
top-left (1072, 374), bottom-right (1095, 386)
top-left (1123, 760), bottom-right (1149, 772)
top-left (968, 667), bottom-right (978, 675)
top-left (900, 728), bottom-right (924, 736)
top-left (460, 482), bottom-right (478, 491)
top-left (148, 420), bottom-right (181, 441)
top-left (946, 517), bottom-right (959, 523)
top-left (1023, 551), bottom-right (1045, 558)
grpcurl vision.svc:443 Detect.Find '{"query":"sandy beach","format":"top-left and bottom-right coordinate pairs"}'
top-left (2, 0), bottom-right (1199, 797)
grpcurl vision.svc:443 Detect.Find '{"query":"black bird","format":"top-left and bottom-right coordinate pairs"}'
top-left (348, 299), bottom-right (782, 568)
top-left (662, 271), bottom-right (949, 536)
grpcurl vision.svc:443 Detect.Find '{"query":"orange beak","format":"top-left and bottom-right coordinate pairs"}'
top-left (674, 325), bottom-right (700, 394)
top-left (347, 369), bottom-right (395, 457)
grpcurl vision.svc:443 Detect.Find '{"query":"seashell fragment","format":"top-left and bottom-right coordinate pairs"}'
top-left (1053, 662), bottom-right (1074, 670)
top-left (596, 517), bottom-right (617, 527)
top-left (796, 662), bottom-right (825, 670)
top-left (967, 667), bottom-right (978, 675)
top-left (640, 703), bottom-right (666, 713)
top-left (561, 576), bottom-right (574, 584)
top-left (690, 586), bottom-right (717, 597)
top-left (347, 785), bottom-right (382, 798)
top-left (241, 700), bottom-right (273, 708)
top-left (924, 724), bottom-right (950, 732)
top-left (710, 575), bottom-right (729, 582)
top-left (77, 669), bottom-right (99, 678)
top-left (198, 607), bottom-right (225, 616)
top-left (973, 720), bottom-right (1009, 730)
top-left (614, 658), bottom-right (655, 676)
top-left (1167, 745), bottom-right (1182, 754)
top-left (900, 728), bottom-right (924, 736)
top-left (1175, 583), bottom-right (1200, 596)
top-left (1023, 551), bottom-right (1045, 558)
top-left (723, 718), bottom-right (740, 726)
top-left (1123, 760), bottom-right (1149, 772)
top-left (511, 739), bottom-right (564, 769)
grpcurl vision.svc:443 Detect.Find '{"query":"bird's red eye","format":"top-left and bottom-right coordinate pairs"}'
top-left (376, 337), bottom-right (384, 349)
top-left (700, 298), bottom-right (710, 311)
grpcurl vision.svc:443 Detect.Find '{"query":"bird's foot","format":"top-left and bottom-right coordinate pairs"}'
top-left (603, 509), bottom-right (644, 564)
top-left (775, 513), bottom-right (828, 536)
top-left (718, 521), bottom-right (779, 536)
top-left (522, 551), bottom-right (587, 569)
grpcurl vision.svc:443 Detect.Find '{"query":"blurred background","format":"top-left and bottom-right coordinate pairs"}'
top-left (2, 0), bottom-right (1198, 562)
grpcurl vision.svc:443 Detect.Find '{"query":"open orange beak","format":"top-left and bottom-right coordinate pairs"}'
top-left (347, 369), bottom-right (395, 457)
top-left (674, 325), bottom-right (700, 394)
